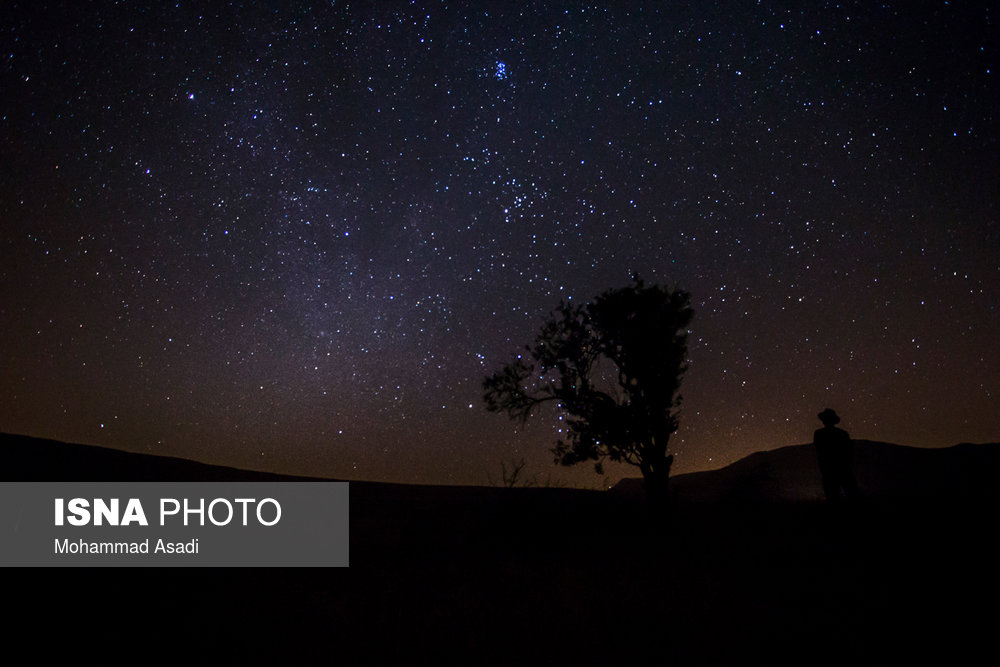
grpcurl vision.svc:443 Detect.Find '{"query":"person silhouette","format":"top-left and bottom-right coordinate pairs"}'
top-left (814, 408), bottom-right (859, 503)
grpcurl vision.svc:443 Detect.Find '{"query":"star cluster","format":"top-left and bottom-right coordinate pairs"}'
top-left (1, 2), bottom-right (997, 485)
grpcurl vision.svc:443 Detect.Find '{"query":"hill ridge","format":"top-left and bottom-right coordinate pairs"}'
top-left (615, 439), bottom-right (1000, 503)
top-left (5, 432), bottom-right (999, 503)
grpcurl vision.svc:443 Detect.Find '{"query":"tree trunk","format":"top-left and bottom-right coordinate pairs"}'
top-left (641, 453), bottom-right (674, 524)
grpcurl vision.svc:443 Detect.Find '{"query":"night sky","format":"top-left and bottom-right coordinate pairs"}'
top-left (2, 1), bottom-right (997, 487)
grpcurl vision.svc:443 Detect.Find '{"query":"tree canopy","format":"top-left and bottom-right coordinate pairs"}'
top-left (483, 278), bottom-right (693, 507)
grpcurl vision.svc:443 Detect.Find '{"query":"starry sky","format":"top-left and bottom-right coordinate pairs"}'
top-left (1, 1), bottom-right (997, 487)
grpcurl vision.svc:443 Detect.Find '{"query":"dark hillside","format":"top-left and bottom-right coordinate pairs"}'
top-left (4, 432), bottom-right (999, 664)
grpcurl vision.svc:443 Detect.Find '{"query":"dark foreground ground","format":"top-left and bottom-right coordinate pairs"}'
top-left (6, 433), bottom-right (999, 664)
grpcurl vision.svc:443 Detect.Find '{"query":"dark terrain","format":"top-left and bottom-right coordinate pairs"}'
top-left (5, 432), bottom-right (999, 663)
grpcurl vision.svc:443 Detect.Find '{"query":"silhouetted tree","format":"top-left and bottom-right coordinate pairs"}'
top-left (483, 277), bottom-right (694, 516)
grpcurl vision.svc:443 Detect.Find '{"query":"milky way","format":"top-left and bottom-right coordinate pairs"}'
top-left (2, 2), bottom-right (997, 486)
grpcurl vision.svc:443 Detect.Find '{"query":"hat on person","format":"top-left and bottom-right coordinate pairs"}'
top-left (817, 408), bottom-right (840, 425)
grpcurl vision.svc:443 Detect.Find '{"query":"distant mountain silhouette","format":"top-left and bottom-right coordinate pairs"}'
top-left (0, 432), bottom-right (329, 482)
top-left (613, 440), bottom-right (1000, 504)
top-left (0, 431), bottom-right (612, 547)
top-left (5, 431), bottom-right (1000, 510)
